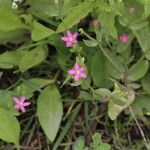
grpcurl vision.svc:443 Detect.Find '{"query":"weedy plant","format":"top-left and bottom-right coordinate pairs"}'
top-left (0, 0), bottom-right (150, 149)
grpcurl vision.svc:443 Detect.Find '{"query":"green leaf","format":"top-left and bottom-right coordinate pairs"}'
top-left (0, 108), bottom-right (20, 145)
top-left (119, 0), bottom-right (144, 26)
top-left (133, 27), bottom-right (150, 60)
top-left (31, 20), bottom-right (55, 41)
top-left (19, 46), bottom-right (48, 72)
top-left (0, 90), bottom-right (13, 110)
top-left (131, 96), bottom-right (150, 119)
top-left (37, 85), bottom-right (63, 142)
top-left (0, 29), bottom-right (25, 44)
top-left (91, 51), bottom-right (108, 87)
top-left (0, 8), bottom-right (25, 32)
top-left (141, 73), bottom-right (150, 94)
top-left (57, 1), bottom-right (93, 32)
top-left (13, 78), bottom-right (54, 98)
top-left (98, 12), bottom-right (117, 39)
top-left (91, 132), bottom-right (111, 150)
top-left (128, 60), bottom-right (149, 81)
top-left (73, 137), bottom-right (88, 150)
top-left (108, 85), bottom-right (135, 120)
top-left (83, 40), bottom-right (98, 47)
top-left (0, 50), bottom-right (26, 69)
top-left (93, 88), bottom-right (111, 102)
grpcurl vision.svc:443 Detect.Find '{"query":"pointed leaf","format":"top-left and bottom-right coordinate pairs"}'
top-left (37, 85), bottom-right (63, 142)
top-left (0, 108), bottom-right (20, 145)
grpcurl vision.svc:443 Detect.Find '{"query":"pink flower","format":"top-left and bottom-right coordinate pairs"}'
top-left (13, 96), bottom-right (31, 113)
top-left (61, 30), bottom-right (78, 47)
top-left (119, 34), bottom-right (129, 43)
top-left (92, 19), bottom-right (99, 27)
top-left (68, 63), bottom-right (87, 81)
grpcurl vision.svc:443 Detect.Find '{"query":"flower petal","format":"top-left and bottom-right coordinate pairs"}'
top-left (80, 66), bottom-right (86, 72)
top-left (14, 104), bottom-right (20, 109)
top-left (61, 36), bottom-right (68, 42)
top-left (13, 97), bottom-right (19, 104)
top-left (20, 96), bottom-right (26, 103)
top-left (66, 30), bottom-right (72, 37)
top-left (72, 39), bottom-right (78, 44)
top-left (74, 74), bottom-right (80, 81)
top-left (66, 41), bottom-right (72, 47)
top-left (72, 32), bottom-right (78, 39)
top-left (68, 70), bottom-right (76, 75)
top-left (20, 106), bottom-right (26, 113)
top-left (23, 102), bottom-right (31, 107)
top-left (80, 73), bottom-right (87, 78)
top-left (74, 63), bottom-right (80, 70)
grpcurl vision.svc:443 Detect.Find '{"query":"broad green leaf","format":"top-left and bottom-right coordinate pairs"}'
top-left (44, 2), bottom-right (73, 17)
top-left (25, 0), bottom-right (52, 13)
top-left (73, 137), bottom-right (88, 150)
top-left (133, 27), bottom-right (150, 60)
top-left (0, 90), bottom-right (13, 110)
top-left (0, 50), bottom-right (26, 69)
top-left (105, 50), bottom-right (124, 80)
top-left (37, 85), bottom-right (63, 142)
top-left (0, 108), bottom-right (20, 145)
top-left (91, 133), bottom-right (111, 150)
top-left (13, 78), bottom-right (54, 98)
top-left (139, 0), bottom-right (150, 18)
top-left (0, 90), bottom-right (18, 115)
top-left (141, 73), bottom-right (150, 94)
top-left (83, 40), bottom-right (98, 47)
top-left (93, 88), bottom-right (111, 102)
top-left (118, 0), bottom-right (144, 26)
top-left (19, 46), bottom-right (48, 72)
top-left (108, 85), bottom-right (135, 120)
top-left (91, 51), bottom-right (108, 87)
top-left (57, 1), bottom-right (93, 32)
top-left (0, 8), bottom-right (25, 32)
top-left (131, 96), bottom-right (150, 119)
top-left (0, 29), bottom-right (25, 44)
top-left (128, 60), bottom-right (149, 81)
top-left (94, 0), bottom-right (111, 12)
top-left (31, 20), bottom-right (55, 41)
top-left (98, 12), bottom-right (117, 39)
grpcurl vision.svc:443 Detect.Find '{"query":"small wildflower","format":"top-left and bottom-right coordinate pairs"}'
top-left (13, 96), bottom-right (31, 113)
top-left (129, 7), bottom-right (135, 13)
top-left (68, 63), bottom-right (87, 81)
top-left (119, 34), bottom-right (129, 43)
top-left (12, 2), bottom-right (18, 9)
top-left (12, 0), bottom-right (23, 9)
top-left (92, 19), bottom-right (99, 27)
top-left (61, 30), bottom-right (78, 47)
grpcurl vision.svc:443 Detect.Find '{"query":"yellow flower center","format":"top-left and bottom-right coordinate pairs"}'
top-left (69, 37), bottom-right (73, 42)
top-left (19, 102), bottom-right (23, 106)
top-left (76, 70), bottom-right (80, 75)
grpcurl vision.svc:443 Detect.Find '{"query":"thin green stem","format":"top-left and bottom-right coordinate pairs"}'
top-left (128, 105), bottom-right (150, 150)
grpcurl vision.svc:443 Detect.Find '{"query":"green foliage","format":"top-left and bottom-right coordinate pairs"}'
top-left (57, 1), bottom-right (93, 32)
top-left (31, 20), bottom-right (55, 41)
top-left (108, 84), bottom-right (135, 120)
top-left (0, 8), bottom-right (25, 32)
top-left (127, 59), bottom-right (149, 81)
top-left (0, 108), bottom-right (20, 145)
top-left (73, 133), bottom-right (111, 150)
top-left (0, 0), bottom-right (150, 148)
top-left (19, 46), bottom-right (48, 72)
top-left (131, 95), bottom-right (150, 119)
top-left (91, 51), bottom-right (108, 87)
top-left (73, 137), bottom-right (88, 150)
top-left (37, 85), bottom-right (63, 142)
